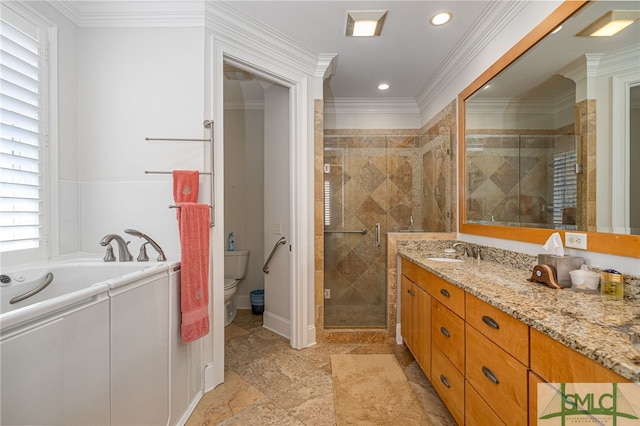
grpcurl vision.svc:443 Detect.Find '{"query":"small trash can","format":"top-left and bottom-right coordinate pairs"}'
top-left (249, 289), bottom-right (264, 315)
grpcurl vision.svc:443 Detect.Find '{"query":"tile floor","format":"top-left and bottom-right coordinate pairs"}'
top-left (185, 310), bottom-right (456, 425)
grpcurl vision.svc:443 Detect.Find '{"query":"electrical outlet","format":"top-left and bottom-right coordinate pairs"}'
top-left (565, 232), bottom-right (588, 250)
top-left (324, 289), bottom-right (331, 299)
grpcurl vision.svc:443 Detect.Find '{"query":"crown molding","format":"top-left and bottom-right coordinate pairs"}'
top-left (205, 1), bottom-right (334, 80)
top-left (415, 0), bottom-right (529, 116)
top-left (50, 1), bottom-right (204, 28)
top-left (466, 92), bottom-right (574, 116)
top-left (325, 98), bottom-right (420, 115)
top-left (598, 45), bottom-right (640, 77)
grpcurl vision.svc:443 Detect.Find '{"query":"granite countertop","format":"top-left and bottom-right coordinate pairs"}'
top-left (398, 244), bottom-right (640, 382)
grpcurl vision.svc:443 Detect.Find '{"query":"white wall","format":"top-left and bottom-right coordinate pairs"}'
top-left (77, 27), bottom-right (206, 258)
top-left (223, 106), bottom-right (265, 302)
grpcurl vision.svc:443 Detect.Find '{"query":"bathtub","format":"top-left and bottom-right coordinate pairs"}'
top-left (0, 259), bottom-right (167, 331)
top-left (0, 258), bottom-right (199, 426)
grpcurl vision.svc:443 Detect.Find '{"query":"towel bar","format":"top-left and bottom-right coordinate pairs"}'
top-left (145, 120), bottom-right (215, 227)
top-left (145, 171), bottom-right (212, 175)
top-left (169, 205), bottom-right (213, 210)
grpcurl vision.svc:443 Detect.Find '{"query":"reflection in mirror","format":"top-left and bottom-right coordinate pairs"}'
top-left (459, 0), bottom-right (640, 257)
top-left (463, 0), bottom-right (639, 235)
top-left (631, 85), bottom-right (639, 235)
top-left (466, 75), bottom-right (578, 230)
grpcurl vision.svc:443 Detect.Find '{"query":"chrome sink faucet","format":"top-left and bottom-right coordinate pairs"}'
top-left (100, 234), bottom-right (134, 262)
top-left (452, 242), bottom-right (479, 259)
top-left (125, 229), bottom-right (167, 261)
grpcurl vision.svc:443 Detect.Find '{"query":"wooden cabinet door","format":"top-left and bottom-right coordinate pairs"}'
top-left (413, 283), bottom-right (431, 379)
top-left (400, 275), bottom-right (414, 349)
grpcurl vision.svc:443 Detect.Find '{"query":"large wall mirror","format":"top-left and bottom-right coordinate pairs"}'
top-left (459, 0), bottom-right (640, 258)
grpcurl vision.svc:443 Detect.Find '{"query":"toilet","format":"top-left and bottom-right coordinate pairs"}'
top-left (224, 250), bottom-right (250, 326)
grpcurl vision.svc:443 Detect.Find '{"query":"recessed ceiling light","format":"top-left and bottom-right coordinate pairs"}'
top-left (550, 24), bottom-right (563, 34)
top-left (346, 10), bottom-right (388, 37)
top-left (577, 10), bottom-right (640, 37)
top-left (378, 83), bottom-right (390, 90)
top-left (430, 12), bottom-right (452, 26)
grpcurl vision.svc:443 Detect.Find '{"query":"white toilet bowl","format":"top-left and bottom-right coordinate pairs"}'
top-left (224, 278), bottom-right (239, 325)
top-left (224, 250), bottom-right (249, 326)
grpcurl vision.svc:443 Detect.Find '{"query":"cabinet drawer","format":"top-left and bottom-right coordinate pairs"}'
top-left (465, 380), bottom-right (505, 426)
top-left (431, 298), bottom-right (465, 373)
top-left (530, 328), bottom-right (629, 383)
top-left (466, 294), bottom-right (529, 365)
top-left (431, 345), bottom-right (464, 426)
top-left (401, 258), bottom-right (430, 292)
top-left (425, 272), bottom-right (465, 318)
top-left (466, 326), bottom-right (528, 426)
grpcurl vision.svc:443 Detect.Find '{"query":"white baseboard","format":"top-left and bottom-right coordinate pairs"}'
top-left (306, 324), bottom-right (317, 347)
top-left (263, 310), bottom-right (290, 339)
top-left (396, 323), bottom-right (403, 345)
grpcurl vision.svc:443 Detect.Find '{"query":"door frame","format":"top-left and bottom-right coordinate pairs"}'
top-left (205, 34), bottom-right (314, 390)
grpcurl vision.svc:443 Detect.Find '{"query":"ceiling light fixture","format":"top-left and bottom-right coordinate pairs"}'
top-left (346, 10), bottom-right (388, 37)
top-left (377, 83), bottom-right (390, 90)
top-left (577, 10), bottom-right (640, 37)
top-left (430, 11), bottom-right (452, 26)
top-left (550, 24), bottom-right (563, 34)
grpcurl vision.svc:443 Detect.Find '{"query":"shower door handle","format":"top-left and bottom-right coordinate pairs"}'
top-left (375, 223), bottom-right (380, 247)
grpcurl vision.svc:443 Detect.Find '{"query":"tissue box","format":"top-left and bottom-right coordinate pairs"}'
top-left (537, 254), bottom-right (584, 288)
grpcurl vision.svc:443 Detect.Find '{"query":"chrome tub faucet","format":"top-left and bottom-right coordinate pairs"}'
top-left (125, 229), bottom-right (167, 261)
top-left (100, 234), bottom-right (134, 262)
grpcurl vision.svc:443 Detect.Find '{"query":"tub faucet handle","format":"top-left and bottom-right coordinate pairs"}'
top-left (124, 229), bottom-right (167, 262)
top-left (103, 244), bottom-right (116, 262)
top-left (137, 242), bottom-right (150, 262)
top-left (99, 234), bottom-right (134, 261)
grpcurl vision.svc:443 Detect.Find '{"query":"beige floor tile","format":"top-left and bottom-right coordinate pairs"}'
top-left (185, 370), bottom-right (266, 426)
top-left (191, 310), bottom-right (455, 426)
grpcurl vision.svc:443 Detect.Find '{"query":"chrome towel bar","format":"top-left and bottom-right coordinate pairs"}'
top-left (144, 120), bottom-right (215, 227)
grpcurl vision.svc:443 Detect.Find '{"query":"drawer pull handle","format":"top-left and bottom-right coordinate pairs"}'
top-left (440, 288), bottom-right (450, 298)
top-left (439, 374), bottom-right (451, 388)
top-left (440, 326), bottom-right (451, 338)
top-left (482, 366), bottom-right (499, 384)
top-left (482, 315), bottom-right (500, 329)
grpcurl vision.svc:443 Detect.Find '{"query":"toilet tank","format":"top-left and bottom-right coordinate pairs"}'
top-left (224, 250), bottom-right (250, 280)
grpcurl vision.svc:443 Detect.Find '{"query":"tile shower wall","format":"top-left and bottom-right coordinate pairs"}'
top-left (321, 103), bottom-right (456, 331)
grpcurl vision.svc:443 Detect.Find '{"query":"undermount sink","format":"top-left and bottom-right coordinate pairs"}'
top-left (425, 257), bottom-right (464, 263)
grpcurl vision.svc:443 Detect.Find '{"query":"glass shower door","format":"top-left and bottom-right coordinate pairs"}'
top-left (323, 136), bottom-right (387, 328)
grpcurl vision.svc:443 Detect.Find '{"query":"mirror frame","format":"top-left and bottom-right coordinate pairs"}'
top-left (458, 0), bottom-right (640, 258)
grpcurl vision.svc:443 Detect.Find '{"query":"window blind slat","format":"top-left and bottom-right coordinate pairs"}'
top-left (0, 6), bottom-right (46, 254)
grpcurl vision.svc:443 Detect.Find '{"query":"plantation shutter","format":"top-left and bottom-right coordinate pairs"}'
top-left (0, 5), bottom-right (46, 253)
top-left (552, 151), bottom-right (577, 229)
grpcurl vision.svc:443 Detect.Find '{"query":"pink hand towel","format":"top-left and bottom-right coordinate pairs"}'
top-left (178, 203), bottom-right (210, 343)
top-left (173, 170), bottom-right (199, 203)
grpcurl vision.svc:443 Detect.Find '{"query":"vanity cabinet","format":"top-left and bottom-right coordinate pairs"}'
top-left (400, 257), bottom-right (632, 426)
